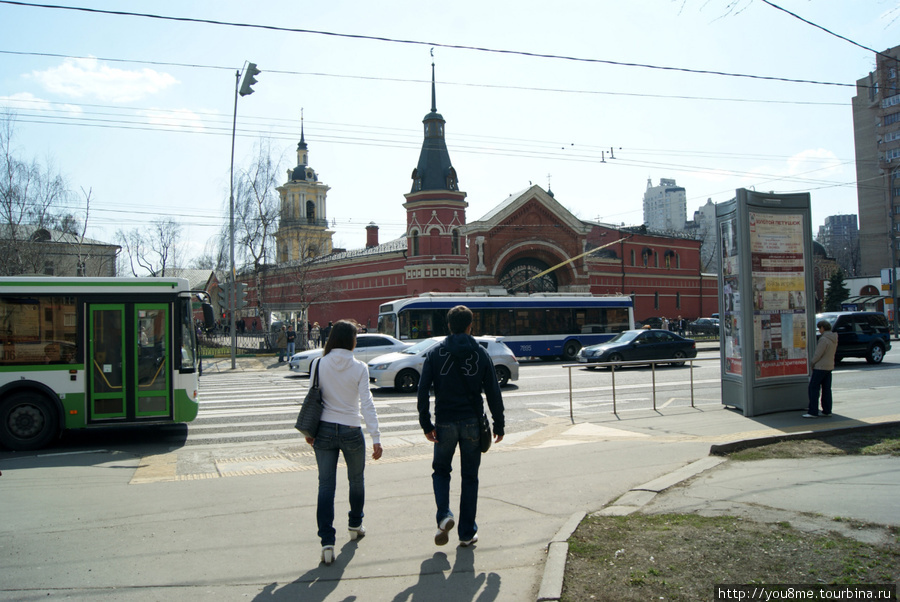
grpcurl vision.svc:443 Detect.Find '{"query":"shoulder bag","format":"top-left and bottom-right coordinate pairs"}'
top-left (295, 359), bottom-right (323, 437)
top-left (452, 356), bottom-right (492, 453)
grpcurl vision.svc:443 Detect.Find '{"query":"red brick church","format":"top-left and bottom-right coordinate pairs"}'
top-left (244, 67), bottom-right (718, 332)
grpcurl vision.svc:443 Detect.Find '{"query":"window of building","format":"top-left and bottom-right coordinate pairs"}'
top-left (676, 292), bottom-right (681, 309)
top-left (630, 249), bottom-right (635, 266)
top-left (676, 253), bottom-right (681, 269)
top-left (885, 112), bottom-right (900, 126)
top-left (451, 229), bottom-right (460, 255)
top-left (410, 230), bottom-right (419, 256)
top-left (306, 200), bottom-right (316, 222)
top-left (654, 292), bottom-right (659, 309)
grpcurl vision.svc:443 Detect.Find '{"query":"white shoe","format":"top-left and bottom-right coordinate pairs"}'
top-left (321, 545), bottom-right (334, 565)
top-left (802, 413), bottom-right (819, 418)
top-left (434, 516), bottom-right (455, 546)
top-left (459, 534), bottom-right (478, 547)
top-left (349, 525), bottom-right (366, 541)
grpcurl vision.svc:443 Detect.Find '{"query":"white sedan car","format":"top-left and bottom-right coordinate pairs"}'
top-left (288, 333), bottom-right (411, 374)
top-left (368, 336), bottom-right (519, 393)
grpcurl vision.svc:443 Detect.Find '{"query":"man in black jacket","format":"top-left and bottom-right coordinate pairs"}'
top-left (417, 305), bottom-right (505, 547)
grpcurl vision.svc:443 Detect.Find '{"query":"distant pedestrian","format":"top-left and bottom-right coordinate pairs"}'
top-left (286, 324), bottom-right (297, 356)
top-left (322, 321), bottom-right (333, 343)
top-left (804, 320), bottom-right (837, 418)
top-left (661, 317), bottom-right (669, 332)
top-left (417, 305), bottom-right (505, 548)
top-left (677, 315), bottom-right (685, 336)
top-left (311, 322), bottom-right (321, 348)
top-left (276, 326), bottom-right (287, 363)
top-left (305, 320), bottom-right (382, 565)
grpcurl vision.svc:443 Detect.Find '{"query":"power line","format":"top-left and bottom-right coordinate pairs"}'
top-left (0, 49), bottom-right (851, 106)
top-left (0, 0), bottom-right (857, 88)
top-left (759, 0), bottom-right (889, 58)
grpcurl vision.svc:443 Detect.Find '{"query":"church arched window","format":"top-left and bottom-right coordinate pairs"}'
top-left (451, 229), bottom-right (460, 255)
top-left (306, 200), bottom-right (316, 223)
top-left (410, 230), bottom-right (419, 256)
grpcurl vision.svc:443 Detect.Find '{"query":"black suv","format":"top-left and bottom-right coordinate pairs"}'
top-left (816, 312), bottom-right (893, 364)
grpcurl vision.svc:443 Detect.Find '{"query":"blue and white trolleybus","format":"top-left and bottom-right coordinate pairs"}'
top-left (377, 293), bottom-right (634, 360)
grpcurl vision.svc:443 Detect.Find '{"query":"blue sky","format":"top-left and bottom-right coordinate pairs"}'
top-left (1, 1), bottom-right (896, 262)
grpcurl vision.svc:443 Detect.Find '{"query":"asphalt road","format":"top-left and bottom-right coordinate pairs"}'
top-left (5, 348), bottom-right (896, 464)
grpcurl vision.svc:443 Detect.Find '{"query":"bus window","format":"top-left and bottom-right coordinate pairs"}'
top-left (179, 298), bottom-right (196, 372)
top-left (1, 296), bottom-right (78, 365)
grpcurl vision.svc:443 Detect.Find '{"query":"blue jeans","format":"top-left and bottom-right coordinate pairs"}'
top-left (287, 341), bottom-right (295, 355)
top-left (313, 421), bottom-right (366, 546)
top-left (808, 369), bottom-right (833, 416)
top-left (432, 417), bottom-right (482, 541)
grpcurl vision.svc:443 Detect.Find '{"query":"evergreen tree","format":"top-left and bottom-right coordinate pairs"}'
top-left (823, 269), bottom-right (850, 312)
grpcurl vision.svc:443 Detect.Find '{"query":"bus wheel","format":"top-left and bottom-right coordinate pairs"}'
top-left (495, 366), bottom-right (511, 387)
top-left (0, 392), bottom-right (59, 451)
top-left (562, 341), bottom-right (581, 361)
top-left (395, 369), bottom-right (420, 394)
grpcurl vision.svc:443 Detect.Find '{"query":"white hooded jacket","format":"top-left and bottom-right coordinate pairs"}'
top-left (312, 349), bottom-right (380, 444)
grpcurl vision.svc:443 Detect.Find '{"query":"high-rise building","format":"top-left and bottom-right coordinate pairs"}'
top-left (852, 45), bottom-right (900, 276)
top-left (643, 178), bottom-right (686, 232)
top-left (816, 214), bottom-right (860, 276)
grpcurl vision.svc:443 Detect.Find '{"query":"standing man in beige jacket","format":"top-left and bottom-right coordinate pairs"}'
top-left (804, 320), bottom-right (838, 418)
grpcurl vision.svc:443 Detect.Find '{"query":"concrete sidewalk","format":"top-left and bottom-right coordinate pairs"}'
top-left (1, 378), bottom-right (898, 600)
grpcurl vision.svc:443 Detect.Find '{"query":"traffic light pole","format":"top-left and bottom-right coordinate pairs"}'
top-left (229, 69), bottom-right (239, 369)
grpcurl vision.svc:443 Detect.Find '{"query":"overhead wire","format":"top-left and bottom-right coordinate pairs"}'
top-left (0, 0), bottom-right (860, 88)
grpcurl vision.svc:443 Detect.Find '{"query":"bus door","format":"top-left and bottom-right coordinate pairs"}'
top-left (88, 303), bottom-right (172, 422)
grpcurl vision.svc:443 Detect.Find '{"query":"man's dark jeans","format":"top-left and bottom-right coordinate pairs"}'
top-left (433, 417), bottom-right (482, 541)
top-left (808, 369), bottom-right (833, 416)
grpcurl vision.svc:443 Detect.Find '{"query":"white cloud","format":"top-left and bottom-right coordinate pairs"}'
top-left (26, 57), bottom-right (178, 103)
top-left (0, 92), bottom-right (82, 115)
top-left (140, 108), bottom-right (206, 133)
top-left (786, 148), bottom-right (844, 178)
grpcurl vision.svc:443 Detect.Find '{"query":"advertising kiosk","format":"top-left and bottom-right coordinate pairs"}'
top-left (716, 189), bottom-right (815, 416)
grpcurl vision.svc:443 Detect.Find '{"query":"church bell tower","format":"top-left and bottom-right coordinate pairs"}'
top-left (275, 114), bottom-right (334, 263)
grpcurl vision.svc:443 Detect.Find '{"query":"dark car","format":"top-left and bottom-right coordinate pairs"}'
top-left (816, 311), bottom-right (892, 364)
top-left (637, 317), bottom-right (663, 329)
top-left (688, 317), bottom-right (719, 335)
top-left (577, 329), bottom-right (697, 368)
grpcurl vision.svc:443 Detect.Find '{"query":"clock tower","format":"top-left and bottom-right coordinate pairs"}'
top-left (403, 64), bottom-right (468, 296)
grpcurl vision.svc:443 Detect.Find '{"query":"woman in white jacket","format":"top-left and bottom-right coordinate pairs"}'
top-left (305, 320), bottom-right (383, 565)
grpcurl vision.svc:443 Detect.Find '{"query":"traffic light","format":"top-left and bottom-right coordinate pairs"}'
top-left (239, 62), bottom-right (260, 97)
top-left (236, 282), bottom-right (249, 309)
top-left (217, 282), bottom-right (232, 310)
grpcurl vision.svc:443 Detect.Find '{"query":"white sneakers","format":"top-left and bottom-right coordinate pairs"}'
top-left (348, 525), bottom-right (366, 541)
top-left (459, 534), bottom-right (478, 547)
top-left (321, 545), bottom-right (334, 565)
top-left (322, 525), bottom-right (366, 565)
top-left (434, 516), bottom-right (455, 546)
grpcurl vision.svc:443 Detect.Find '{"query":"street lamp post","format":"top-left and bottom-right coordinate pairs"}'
top-left (228, 62), bottom-right (260, 369)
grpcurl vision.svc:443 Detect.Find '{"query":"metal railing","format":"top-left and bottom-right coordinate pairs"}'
top-left (561, 357), bottom-right (720, 421)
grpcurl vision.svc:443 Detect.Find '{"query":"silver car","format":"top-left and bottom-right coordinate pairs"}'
top-left (368, 336), bottom-right (519, 393)
top-left (288, 333), bottom-right (411, 374)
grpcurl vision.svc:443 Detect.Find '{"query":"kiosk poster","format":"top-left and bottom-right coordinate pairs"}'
top-left (720, 217), bottom-right (742, 376)
top-left (749, 212), bottom-right (808, 379)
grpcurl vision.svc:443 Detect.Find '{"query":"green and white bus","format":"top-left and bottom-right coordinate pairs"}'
top-left (0, 277), bottom-right (212, 451)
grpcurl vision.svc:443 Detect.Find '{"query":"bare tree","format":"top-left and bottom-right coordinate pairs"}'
top-left (1, 111), bottom-right (74, 276)
top-left (117, 217), bottom-right (183, 277)
top-left (192, 233), bottom-right (228, 271)
top-left (231, 138), bottom-right (284, 321)
top-left (276, 237), bottom-right (342, 344)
